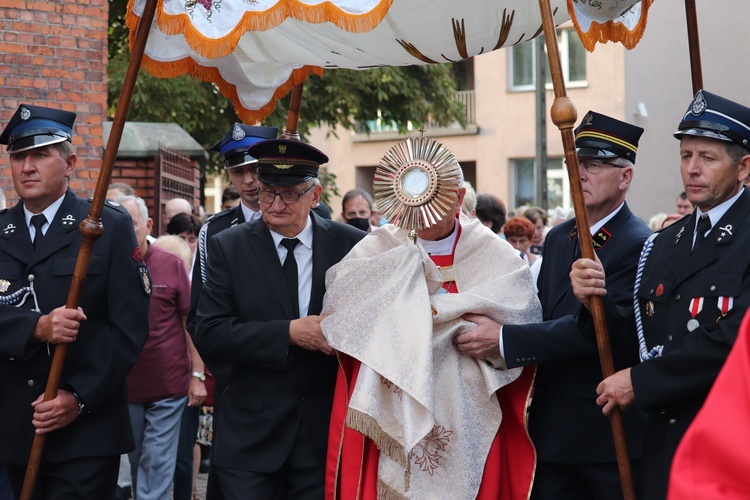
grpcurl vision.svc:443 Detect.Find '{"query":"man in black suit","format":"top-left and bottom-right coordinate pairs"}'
top-left (456, 112), bottom-right (651, 499)
top-left (0, 104), bottom-right (150, 498)
top-left (183, 123), bottom-right (277, 500)
top-left (194, 138), bottom-right (365, 499)
top-left (590, 90), bottom-right (750, 499)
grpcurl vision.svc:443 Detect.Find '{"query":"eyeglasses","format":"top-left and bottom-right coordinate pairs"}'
top-left (258, 184), bottom-right (314, 204)
top-left (578, 159), bottom-right (623, 174)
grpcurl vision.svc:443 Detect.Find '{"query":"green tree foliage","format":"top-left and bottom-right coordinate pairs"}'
top-left (108, 0), bottom-right (466, 180)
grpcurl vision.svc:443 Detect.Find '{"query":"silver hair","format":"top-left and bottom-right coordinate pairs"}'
top-left (115, 195), bottom-right (149, 225)
top-left (613, 157), bottom-right (634, 169)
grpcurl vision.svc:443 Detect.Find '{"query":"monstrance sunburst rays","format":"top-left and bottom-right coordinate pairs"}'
top-left (373, 136), bottom-right (462, 232)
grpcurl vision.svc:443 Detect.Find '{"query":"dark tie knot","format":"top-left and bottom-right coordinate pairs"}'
top-left (31, 213), bottom-right (47, 230)
top-left (697, 214), bottom-right (711, 237)
top-left (30, 214), bottom-right (47, 249)
top-left (281, 238), bottom-right (299, 253)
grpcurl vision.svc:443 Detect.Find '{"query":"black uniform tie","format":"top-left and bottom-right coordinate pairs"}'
top-left (281, 238), bottom-right (300, 318)
top-left (31, 214), bottom-right (47, 249)
top-left (693, 214), bottom-right (711, 253)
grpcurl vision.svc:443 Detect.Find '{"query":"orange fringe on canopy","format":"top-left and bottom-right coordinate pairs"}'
top-left (139, 54), bottom-right (323, 124)
top-left (126, 0), bottom-right (395, 60)
top-left (567, 0), bottom-right (654, 52)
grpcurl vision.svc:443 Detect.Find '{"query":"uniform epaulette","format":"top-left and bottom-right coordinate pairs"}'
top-left (87, 197), bottom-right (128, 214)
top-left (204, 207), bottom-right (234, 225)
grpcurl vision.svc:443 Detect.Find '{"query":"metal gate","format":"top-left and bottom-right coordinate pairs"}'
top-left (155, 144), bottom-right (200, 235)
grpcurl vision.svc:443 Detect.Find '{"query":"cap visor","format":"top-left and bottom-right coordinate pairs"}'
top-left (576, 147), bottom-right (619, 159)
top-left (673, 128), bottom-right (734, 142)
top-left (7, 134), bottom-right (68, 153)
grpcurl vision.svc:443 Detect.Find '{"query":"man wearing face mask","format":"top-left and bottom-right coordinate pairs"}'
top-left (340, 188), bottom-right (375, 232)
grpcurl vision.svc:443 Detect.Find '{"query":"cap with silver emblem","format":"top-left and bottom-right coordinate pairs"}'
top-left (674, 90), bottom-right (750, 152)
top-left (210, 123), bottom-right (278, 169)
top-left (0, 104), bottom-right (76, 153)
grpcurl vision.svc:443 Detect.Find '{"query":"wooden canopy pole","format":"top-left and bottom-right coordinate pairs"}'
top-left (684, 0), bottom-right (703, 94)
top-left (20, 0), bottom-right (159, 497)
top-left (536, 1), bottom-right (635, 499)
top-left (280, 83), bottom-right (304, 141)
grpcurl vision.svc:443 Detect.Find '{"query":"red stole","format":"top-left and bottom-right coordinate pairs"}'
top-left (325, 234), bottom-right (536, 499)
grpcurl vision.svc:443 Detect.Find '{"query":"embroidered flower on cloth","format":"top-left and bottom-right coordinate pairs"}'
top-left (409, 425), bottom-right (454, 475)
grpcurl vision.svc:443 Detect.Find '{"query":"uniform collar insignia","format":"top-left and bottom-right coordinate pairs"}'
top-left (0, 279), bottom-right (10, 293)
top-left (61, 214), bottom-right (76, 227)
top-left (715, 223), bottom-right (735, 244)
top-left (2, 223), bottom-right (17, 237)
top-left (592, 227), bottom-right (612, 250)
top-left (568, 225), bottom-right (612, 250)
top-left (674, 223), bottom-right (687, 245)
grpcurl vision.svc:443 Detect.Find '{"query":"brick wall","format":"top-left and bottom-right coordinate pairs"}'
top-left (0, 0), bottom-right (108, 206)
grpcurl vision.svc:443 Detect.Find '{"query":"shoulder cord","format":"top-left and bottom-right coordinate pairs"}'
top-left (0, 276), bottom-right (40, 312)
top-left (198, 219), bottom-right (211, 284)
top-left (635, 233), bottom-right (662, 361)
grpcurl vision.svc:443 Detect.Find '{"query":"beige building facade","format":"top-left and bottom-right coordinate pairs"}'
top-left (309, 0), bottom-right (749, 223)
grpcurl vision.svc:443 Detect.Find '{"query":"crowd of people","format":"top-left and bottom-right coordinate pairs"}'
top-left (1, 87), bottom-right (750, 500)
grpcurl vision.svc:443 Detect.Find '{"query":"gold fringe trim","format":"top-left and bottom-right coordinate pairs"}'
top-left (139, 54), bottom-right (322, 123)
top-left (346, 408), bottom-right (407, 468)
top-left (567, 0), bottom-right (654, 52)
top-left (377, 478), bottom-right (408, 500)
top-left (126, 0), bottom-right (395, 60)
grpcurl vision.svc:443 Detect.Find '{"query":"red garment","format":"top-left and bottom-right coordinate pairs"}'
top-left (668, 309), bottom-right (750, 499)
top-left (326, 355), bottom-right (536, 500)
top-left (126, 245), bottom-right (192, 402)
top-left (325, 246), bottom-right (536, 499)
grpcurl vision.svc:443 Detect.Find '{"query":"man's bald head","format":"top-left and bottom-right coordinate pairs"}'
top-left (164, 198), bottom-right (192, 225)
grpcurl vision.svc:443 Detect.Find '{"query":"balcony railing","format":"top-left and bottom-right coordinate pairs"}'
top-left (359, 90), bottom-right (476, 134)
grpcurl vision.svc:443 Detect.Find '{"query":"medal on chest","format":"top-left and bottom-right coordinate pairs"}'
top-left (687, 297), bottom-right (703, 331)
top-left (717, 296), bottom-right (734, 324)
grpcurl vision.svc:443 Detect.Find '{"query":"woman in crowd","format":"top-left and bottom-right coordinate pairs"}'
top-left (503, 216), bottom-right (537, 265)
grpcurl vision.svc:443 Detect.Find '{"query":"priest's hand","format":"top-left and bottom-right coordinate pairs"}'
top-left (454, 313), bottom-right (501, 360)
top-left (571, 257), bottom-right (606, 311)
top-left (289, 315), bottom-right (334, 355)
top-left (596, 368), bottom-right (634, 415)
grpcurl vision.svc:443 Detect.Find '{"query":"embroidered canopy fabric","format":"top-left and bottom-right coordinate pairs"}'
top-left (127, 0), bottom-right (651, 123)
top-left (321, 219), bottom-right (542, 498)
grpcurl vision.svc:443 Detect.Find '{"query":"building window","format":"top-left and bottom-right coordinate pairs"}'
top-left (512, 157), bottom-right (569, 210)
top-left (509, 29), bottom-right (587, 91)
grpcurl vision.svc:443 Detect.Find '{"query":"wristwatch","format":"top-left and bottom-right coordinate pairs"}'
top-left (192, 371), bottom-right (206, 382)
top-left (71, 390), bottom-right (87, 415)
